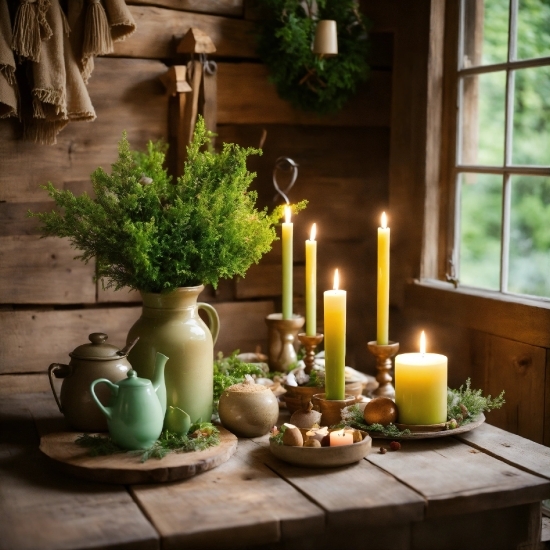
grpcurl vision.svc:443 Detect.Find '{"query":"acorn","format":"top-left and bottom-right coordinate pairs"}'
top-left (289, 401), bottom-right (322, 429)
top-left (363, 397), bottom-right (398, 426)
top-left (281, 423), bottom-right (304, 446)
top-left (304, 438), bottom-right (321, 448)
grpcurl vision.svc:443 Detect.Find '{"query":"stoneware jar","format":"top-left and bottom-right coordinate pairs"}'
top-left (218, 377), bottom-right (279, 437)
top-left (48, 333), bottom-right (136, 432)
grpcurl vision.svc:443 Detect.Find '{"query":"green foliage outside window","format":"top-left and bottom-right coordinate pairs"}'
top-left (459, 0), bottom-right (550, 298)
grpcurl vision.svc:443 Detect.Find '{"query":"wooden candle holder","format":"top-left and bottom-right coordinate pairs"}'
top-left (265, 313), bottom-right (305, 372)
top-left (367, 341), bottom-right (399, 398)
top-left (297, 332), bottom-right (324, 374)
top-left (311, 393), bottom-right (356, 426)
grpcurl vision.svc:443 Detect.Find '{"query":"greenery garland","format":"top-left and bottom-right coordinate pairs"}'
top-left (256, 0), bottom-right (370, 115)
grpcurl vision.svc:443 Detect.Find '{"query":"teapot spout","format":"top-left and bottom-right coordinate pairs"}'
top-left (152, 353), bottom-right (168, 417)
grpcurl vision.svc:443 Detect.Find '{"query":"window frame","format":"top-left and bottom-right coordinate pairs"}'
top-left (438, 0), bottom-right (550, 301)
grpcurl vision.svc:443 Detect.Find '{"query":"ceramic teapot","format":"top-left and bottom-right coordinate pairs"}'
top-left (90, 353), bottom-right (168, 450)
top-left (48, 333), bottom-right (138, 432)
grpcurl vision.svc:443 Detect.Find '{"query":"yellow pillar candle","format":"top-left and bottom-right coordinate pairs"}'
top-left (282, 205), bottom-right (293, 320)
top-left (324, 269), bottom-right (346, 400)
top-left (377, 212), bottom-right (390, 345)
top-left (394, 331), bottom-right (448, 425)
top-left (305, 223), bottom-right (317, 336)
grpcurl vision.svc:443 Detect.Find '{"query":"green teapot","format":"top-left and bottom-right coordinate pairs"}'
top-left (90, 353), bottom-right (168, 450)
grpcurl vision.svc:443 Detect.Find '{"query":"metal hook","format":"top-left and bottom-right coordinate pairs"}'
top-left (272, 157), bottom-right (298, 204)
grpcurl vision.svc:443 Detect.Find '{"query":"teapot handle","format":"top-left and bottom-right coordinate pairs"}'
top-left (90, 379), bottom-right (118, 421)
top-left (47, 363), bottom-right (71, 413)
top-left (198, 302), bottom-right (220, 345)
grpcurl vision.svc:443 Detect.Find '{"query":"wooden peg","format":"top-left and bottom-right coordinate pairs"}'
top-left (159, 66), bottom-right (192, 97)
top-left (177, 28), bottom-right (217, 54)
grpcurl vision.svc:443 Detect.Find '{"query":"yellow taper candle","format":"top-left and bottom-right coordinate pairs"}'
top-left (324, 269), bottom-right (346, 400)
top-left (377, 212), bottom-right (390, 345)
top-left (394, 331), bottom-right (448, 425)
top-left (305, 224), bottom-right (317, 336)
top-left (282, 206), bottom-right (293, 320)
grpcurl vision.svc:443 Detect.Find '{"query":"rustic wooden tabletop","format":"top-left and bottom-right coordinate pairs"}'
top-left (1, 392), bottom-right (549, 550)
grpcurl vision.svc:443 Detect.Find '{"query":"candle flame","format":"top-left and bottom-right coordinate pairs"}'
top-left (285, 205), bottom-right (291, 224)
top-left (310, 223), bottom-right (316, 241)
top-left (333, 269), bottom-right (339, 291)
top-left (381, 211), bottom-right (387, 229)
top-left (420, 331), bottom-right (426, 355)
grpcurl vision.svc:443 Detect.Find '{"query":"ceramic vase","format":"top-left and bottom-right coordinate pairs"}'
top-left (126, 286), bottom-right (219, 424)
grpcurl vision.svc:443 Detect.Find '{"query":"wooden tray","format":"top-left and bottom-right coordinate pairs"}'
top-left (269, 432), bottom-right (372, 468)
top-left (369, 414), bottom-right (486, 440)
top-left (40, 427), bottom-right (238, 484)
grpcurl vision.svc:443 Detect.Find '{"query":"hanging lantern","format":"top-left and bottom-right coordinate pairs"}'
top-left (312, 20), bottom-right (338, 57)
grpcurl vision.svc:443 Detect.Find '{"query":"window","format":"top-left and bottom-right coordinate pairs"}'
top-left (452, 0), bottom-right (550, 300)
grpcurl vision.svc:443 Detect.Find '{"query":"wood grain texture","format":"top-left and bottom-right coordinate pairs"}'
top-left (366, 436), bottom-right (550, 518)
top-left (456, 423), bottom-right (550, 481)
top-left (0, 395), bottom-right (159, 550)
top-left (213, 300), bottom-right (275, 355)
top-left (546, 349), bottom-right (550, 447)
top-left (128, 0), bottom-right (243, 17)
top-left (130, 438), bottom-right (325, 550)
top-left (235, 264), bottom-right (305, 300)
top-left (0, 236), bottom-right (96, 305)
top-left (0, 307), bottom-right (141, 374)
top-left (40, 428), bottom-right (238, 484)
top-left (251, 437), bottom-right (425, 527)
top-left (0, 58), bottom-right (168, 203)
top-left (113, 6), bottom-right (256, 59)
top-left (217, 64), bottom-right (391, 127)
top-left (404, 281), bottom-right (550, 349)
top-left (470, 331), bottom-right (546, 444)
top-left (0, 374), bottom-right (54, 395)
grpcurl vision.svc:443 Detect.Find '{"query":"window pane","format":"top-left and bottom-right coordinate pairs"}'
top-left (460, 72), bottom-right (506, 165)
top-left (459, 173), bottom-right (503, 290)
top-left (512, 67), bottom-right (550, 165)
top-left (517, 0), bottom-right (550, 60)
top-left (462, 0), bottom-right (509, 68)
top-left (508, 176), bottom-right (550, 297)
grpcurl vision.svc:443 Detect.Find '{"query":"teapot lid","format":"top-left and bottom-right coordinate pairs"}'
top-left (70, 333), bottom-right (127, 360)
top-left (118, 369), bottom-right (151, 388)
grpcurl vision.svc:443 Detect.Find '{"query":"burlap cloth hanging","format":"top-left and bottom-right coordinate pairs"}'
top-left (68, 0), bottom-right (135, 83)
top-left (0, 0), bottom-right (18, 118)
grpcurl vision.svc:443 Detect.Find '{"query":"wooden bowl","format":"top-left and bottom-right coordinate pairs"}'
top-left (269, 431), bottom-right (372, 468)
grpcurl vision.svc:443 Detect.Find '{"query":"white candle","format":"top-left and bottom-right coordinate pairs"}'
top-left (329, 429), bottom-right (354, 447)
top-left (282, 206), bottom-right (293, 320)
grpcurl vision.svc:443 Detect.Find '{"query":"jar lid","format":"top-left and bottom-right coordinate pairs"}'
top-left (70, 333), bottom-right (126, 360)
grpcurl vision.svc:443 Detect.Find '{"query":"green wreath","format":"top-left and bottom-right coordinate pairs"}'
top-left (256, 0), bottom-right (370, 115)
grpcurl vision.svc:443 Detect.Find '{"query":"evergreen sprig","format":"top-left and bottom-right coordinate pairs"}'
top-left (256, 0), bottom-right (370, 114)
top-left (340, 404), bottom-right (411, 437)
top-left (31, 118), bottom-right (303, 292)
top-left (75, 423), bottom-right (220, 463)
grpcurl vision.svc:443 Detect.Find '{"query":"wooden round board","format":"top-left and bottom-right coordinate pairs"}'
top-left (368, 414), bottom-right (486, 440)
top-left (39, 427), bottom-right (238, 484)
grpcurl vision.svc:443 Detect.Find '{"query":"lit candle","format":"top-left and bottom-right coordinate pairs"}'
top-left (305, 223), bottom-right (317, 336)
top-left (394, 331), bottom-right (448, 425)
top-left (329, 429), bottom-right (354, 447)
top-left (282, 205), bottom-right (293, 320)
top-left (377, 212), bottom-right (390, 345)
top-left (324, 269), bottom-right (346, 400)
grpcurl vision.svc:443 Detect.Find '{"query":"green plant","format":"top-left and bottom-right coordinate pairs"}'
top-left (31, 118), bottom-right (305, 293)
top-left (256, 0), bottom-right (370, 115)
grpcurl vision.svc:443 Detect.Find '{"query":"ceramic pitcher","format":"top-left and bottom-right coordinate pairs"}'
top-left (126, 286), bottom-right (219, 424)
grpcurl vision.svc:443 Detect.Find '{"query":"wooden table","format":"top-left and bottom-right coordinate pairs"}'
top-left (1, 393), bottom-right (550, 550)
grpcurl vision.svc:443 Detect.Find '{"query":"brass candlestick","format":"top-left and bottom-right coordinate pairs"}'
top-left (265, 313), bottom-right (305, 372)
top-left (297, 333), bottom-right (324, 374)
top-left (367, 341), bottom-right (399, 398)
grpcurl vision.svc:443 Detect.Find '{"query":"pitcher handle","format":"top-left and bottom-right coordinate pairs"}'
top-left (48, 363), bottom-right (71, 413)
top-left (198, 302), bottom-right (220, 345)
top-left (90, 379), bottom-right (118, 421)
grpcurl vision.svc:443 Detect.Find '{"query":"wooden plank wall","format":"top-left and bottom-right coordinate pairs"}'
top-left (0, 1), bottom-right (393, 393)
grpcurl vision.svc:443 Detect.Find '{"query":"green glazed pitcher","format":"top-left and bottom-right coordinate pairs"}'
top-left (126, 286), bottom-right (219, 425)
top-left (90, 353), bottom-right (168, 450)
